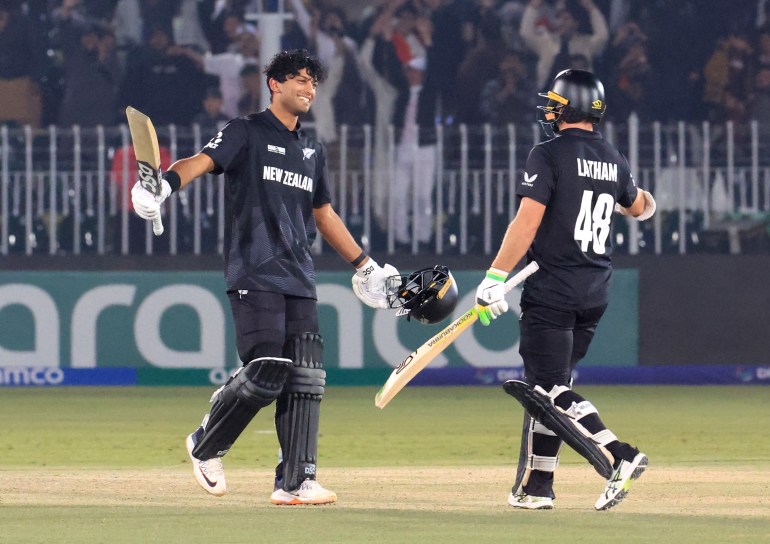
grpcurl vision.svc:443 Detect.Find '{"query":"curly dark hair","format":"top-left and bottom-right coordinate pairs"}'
top-left (263, 49), bottom-right (327, 97)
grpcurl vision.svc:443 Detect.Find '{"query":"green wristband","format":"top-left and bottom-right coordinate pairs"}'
top-left (485, 268), bottom-right (507, 282)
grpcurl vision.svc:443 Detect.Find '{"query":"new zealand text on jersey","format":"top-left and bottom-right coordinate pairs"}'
top-left (576, 158), bottom-right (618, 182)
top-left (262, 165), bottom-right (314, 192)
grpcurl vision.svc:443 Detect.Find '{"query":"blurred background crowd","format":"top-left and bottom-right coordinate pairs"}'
top-left (1, 0), bottom-right (769, 132)
top-left (2, 0), bottom-right (770, 257)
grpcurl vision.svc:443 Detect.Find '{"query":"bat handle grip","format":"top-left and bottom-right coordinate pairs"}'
top-left (152, 216), bottom-right (164, 236)
top-left (503, 261), bottom-right (539, 294)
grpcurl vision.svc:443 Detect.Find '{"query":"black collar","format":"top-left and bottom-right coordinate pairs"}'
top-left (263, 108), bottom-right (302, 136)
top-left (558, 128), bottom-right (603, 140)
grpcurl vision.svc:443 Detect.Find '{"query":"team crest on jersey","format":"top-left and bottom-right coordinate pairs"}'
top-left (302, 148), bottom-right (316, 160)
top-left (523, 172), bottom-right (538, 187)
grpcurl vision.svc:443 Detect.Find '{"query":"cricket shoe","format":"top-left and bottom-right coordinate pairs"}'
top-left (270, 479), bottom-right (337, 505)
top-left (508, 492), bottom-right (554, 510)
top-left (185, 426), bottom-right (227, 497)
top-left (595, 452), bottom-right (648, 510)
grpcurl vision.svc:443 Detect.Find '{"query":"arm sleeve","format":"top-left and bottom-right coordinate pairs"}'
top-left (357, 37), bottom-right (386, 85)
top-left (203, 53), bottom-right (243, 79)
top-left (616, 155), bottom-right (638, 207)
top-left (287, 0), bottom-right (312, 37)
top-left (516, 145), bottom-right (556, 206)
top-left (586, 6), bottom-right (610, 54)
top-left (199, 119), bottom-right (248, 174)
top-left (519, 4), bottom-right (548, 52)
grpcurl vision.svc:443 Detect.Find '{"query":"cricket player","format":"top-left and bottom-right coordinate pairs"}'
top-left (475, 69), bottom-right (655, 510)
top-left (131, 49), bottom-right (397, 505)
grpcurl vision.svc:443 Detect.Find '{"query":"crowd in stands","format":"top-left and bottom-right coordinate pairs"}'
top-left (2, 0), bottom-right (770, 255)
top-left (1, 0), bottom-right (770, 134)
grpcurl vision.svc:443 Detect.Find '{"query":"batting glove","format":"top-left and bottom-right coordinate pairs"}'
top-left (475, 267), bottom-right (508, 326)
top-left (131, 178), bottom-right (171, 221)
top-left (352, 259), bottom-right (399, 309)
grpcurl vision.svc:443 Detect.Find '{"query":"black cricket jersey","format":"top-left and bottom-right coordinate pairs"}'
top-left (200, 109), bottom-right (332, 298)
top-left (517, 128), bottom-right (638, 310)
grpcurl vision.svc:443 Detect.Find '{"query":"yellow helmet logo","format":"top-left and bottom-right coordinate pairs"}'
top-left (436, 277), bottom-right (453, 299)
top-left (592, 99), bottom-right (604, 110)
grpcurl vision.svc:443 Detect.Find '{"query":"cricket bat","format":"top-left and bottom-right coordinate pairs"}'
top-left (375, 261), bottom-right (539, 409)
top-left (125, 106), bottom-right (164, 236)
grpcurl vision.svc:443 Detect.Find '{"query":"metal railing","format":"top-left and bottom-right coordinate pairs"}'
top-left (1, 115), bottom-right (769, 257)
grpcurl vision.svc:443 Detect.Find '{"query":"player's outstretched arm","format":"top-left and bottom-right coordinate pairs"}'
top-left (166, 153), bottom-right (216, 191)
top-left (313, 204), bottom-right (399, 309)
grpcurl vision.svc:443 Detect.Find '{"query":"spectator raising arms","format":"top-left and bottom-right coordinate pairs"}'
top-left (519, 0), bottom-right (608, 90)
top-left (287, 0), bottom-right (363, 144)
top-left (357, 0), bottom-right (408, 232)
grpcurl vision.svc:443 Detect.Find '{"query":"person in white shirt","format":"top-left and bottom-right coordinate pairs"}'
top-left (287, 0), bottom-right (360, 143)
top-left (520, 0), bottom-right (609, 90)
top-left (392, 56), bottom-right (436, 246)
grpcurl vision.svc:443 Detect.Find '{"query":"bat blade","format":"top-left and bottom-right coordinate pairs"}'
top-left (375, 261), bottom-right (539, 409)
top-left (125, 106), bottom-right (164, 235)
top-left (375, 307), bottom-right (478, 409)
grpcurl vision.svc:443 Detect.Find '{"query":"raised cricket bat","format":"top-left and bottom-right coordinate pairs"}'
top-left (375, 261), bottom-right (539, 409)
top-left (125, 106), bottom-right (164, 236)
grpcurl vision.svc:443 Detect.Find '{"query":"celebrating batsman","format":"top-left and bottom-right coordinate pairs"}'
top-left (130, 49), bottom-right (397, 505)
top-left (474, 69), bottom-right (656, 510)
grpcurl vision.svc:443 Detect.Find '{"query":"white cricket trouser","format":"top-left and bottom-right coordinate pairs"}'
top-left (392, 143), bottom-right (437, 244)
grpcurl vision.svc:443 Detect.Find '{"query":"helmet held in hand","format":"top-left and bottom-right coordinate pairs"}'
top-left (387, 265), bottom-right (459, 325)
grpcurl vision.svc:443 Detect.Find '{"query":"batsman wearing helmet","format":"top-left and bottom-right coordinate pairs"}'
top-left (474, 69), bottom-right (656, 510)
top-left (130, 49), bottom-right (398, 505)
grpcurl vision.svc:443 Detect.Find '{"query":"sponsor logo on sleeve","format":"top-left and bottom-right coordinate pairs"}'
top-left (205, 131), bottom-right (224, 150)
top-left (522, 172), bottom-right (538, 187)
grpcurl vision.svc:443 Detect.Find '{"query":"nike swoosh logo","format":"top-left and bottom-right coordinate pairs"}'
top-left (201, 471), bottom-right (218, 488)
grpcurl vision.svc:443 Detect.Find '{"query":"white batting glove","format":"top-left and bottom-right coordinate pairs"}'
top-left (475, 267), bottom-right (509, 326)
top-left (131, 178), bottom-right (171, 221)
top-left (352, 259), bottom-right (399, 309)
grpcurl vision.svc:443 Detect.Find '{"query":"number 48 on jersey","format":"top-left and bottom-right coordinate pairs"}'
top-left (574, 190), bottom-right (614, 254)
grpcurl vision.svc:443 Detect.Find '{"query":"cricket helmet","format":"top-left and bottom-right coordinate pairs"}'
top-left (538, 69), bottom-right (606, 137)
top-left (386, 265), bottom-right (458, 325)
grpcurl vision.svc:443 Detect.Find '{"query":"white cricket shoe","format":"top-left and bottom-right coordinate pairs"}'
top-left (508, 492), bottom-right (554, 510)
top-left (185, 427), bottom-right (227, 497)
top-left (270, 478), bottom-right (337, 505)
top-left (595, 452), bottom-right (648, 510)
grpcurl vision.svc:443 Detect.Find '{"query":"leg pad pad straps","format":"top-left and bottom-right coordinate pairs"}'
top-left (276, 333), bottom-right (325, 492)
top-left (555, 390), bottom-right (619, 446)
top-left (512, 413), bottom-right (561, 498)
top-left (192, 357), bottom-right (292, 460)
top-left (503, 380), bottom-right (613, 479)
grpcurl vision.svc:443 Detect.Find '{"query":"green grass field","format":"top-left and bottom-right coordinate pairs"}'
top-left (2, 385), bottom-right (769, 543)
